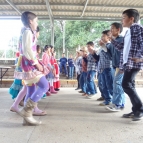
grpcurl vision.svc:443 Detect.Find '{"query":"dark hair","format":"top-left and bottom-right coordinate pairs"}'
top-left (86, 41), bottom-right (94, 47)
top-left (37, 26), bottom-right (40, 32)
top-left (36, 45), bottom-right (41, 52)
top-left (21, 11), bottom-right (37, 27)
top-left (63, 53), bottom-right (65, 54)
top-left (43, 45), bottom-right (51, 52)
top-left (49, 45), bottom-right (53, 49)
top-left (102, 30), bottom-right (110, 36)
top-left (111, 22), bottom-right (123, 33)
top-left (123, 9), bottom-right (139, 23)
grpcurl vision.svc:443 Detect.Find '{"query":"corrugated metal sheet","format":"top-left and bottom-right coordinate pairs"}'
top-left (0, 0), bottom-right (143, 20)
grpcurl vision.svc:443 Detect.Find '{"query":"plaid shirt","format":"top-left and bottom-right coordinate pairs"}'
top-left (98, 49), bottom-right (112, 71)
top-left (87, 54), bottom-right (97, 71)
top-left (112, 23), bottom-right (143, 70)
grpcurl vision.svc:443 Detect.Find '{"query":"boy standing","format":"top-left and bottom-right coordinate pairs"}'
top-left (59, 53), bottom-right (67, 76)
top-left (91, 31), bottom-right (113, 105)
top-left (106, 23), bottom-right (125, 111)
top-left (68, 55), bottom-right (75, 79)
top-left (111, 9), bottom-right (143, 121)
top-left (86, 42), bottom-right (97, 98)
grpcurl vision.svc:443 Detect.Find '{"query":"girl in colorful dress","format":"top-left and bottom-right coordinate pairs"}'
top-left (42, 45), bottom-right (57, 94)
top-left (9, 52), bottom-right (23, 102)
top-left (14, 11), bottom-right (49, 126)
top-left (50, 46), bottom-right (60, 91)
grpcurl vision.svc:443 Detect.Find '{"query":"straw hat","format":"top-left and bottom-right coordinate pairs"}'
top-left (80, 46), bottom-right (88, 53)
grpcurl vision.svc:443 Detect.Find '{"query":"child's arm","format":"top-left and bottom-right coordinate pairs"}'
top-left (22, 30), bottom-right (38, 65)
top-left (111, 38), bottom-right (124, 51)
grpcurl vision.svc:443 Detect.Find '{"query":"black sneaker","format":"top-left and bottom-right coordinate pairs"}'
top-left (132, 112), bottom-right (143, 121)
top-left (97, 97), bottom-right (104, 101)
top-left (122, 112), bottom-right (134, 118)
top-left (75, 88), bottom-right (80, 90)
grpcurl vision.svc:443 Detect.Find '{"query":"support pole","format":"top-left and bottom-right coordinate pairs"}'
top-left (63, 21), bottom-right (65, 53)
top-left (51, 18), bottom-right (54, 46)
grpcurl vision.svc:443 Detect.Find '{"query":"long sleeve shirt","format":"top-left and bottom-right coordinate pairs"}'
top-left (60, 57), bottom-right (67, 65)
top-left (107, 36), bottom-right (123, 68)
top-left (87, 54), bottom-right (97, 71)
top-left (22, 30), bottom-right (38, 65)
top-left (111, 23), bottom-right (143, 70)
top-left (68, 58), bottom-right (74, 67)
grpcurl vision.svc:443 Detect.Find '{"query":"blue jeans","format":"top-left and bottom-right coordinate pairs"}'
top-left (99, 68), bottom-right (113, 103)
top-left (98, 72), bottom-right (105, 98)
top-left (60, 64), bottom-right (67, 75)
top-left (86, 70), bottom-right (97, 95)
top-left (80, 72), bottom-right (87, 93)
top-left (69, 66), bottom-right (74, 78)
top-left (112, 69), bottom-right (125, 106)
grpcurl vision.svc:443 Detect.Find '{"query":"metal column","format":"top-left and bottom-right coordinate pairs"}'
top-left (51, 18), bottom-right (54, 46)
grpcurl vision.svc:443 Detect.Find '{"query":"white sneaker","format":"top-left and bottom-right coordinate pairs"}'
top-left (105, 104), bottom-right (121, 112)
top-left (87, 94), bottom-right (96, 99)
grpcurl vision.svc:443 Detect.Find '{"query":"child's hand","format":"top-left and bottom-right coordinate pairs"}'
top-left (131, 58), bottom-right (142, 63)
top-left (36, 63), bottom-right (43, 72)
top-left (99, 40), bottom-right (105, 46)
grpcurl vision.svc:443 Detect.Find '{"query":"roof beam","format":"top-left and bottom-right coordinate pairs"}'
top-left (1, 2), bottom-right (143, 9)
top-left (0, 16), bottom-right (120, 21)
top-left (1, 9), bottom-right (143, 15)
top-left (81, 0), bottom-right (89, 17)
top-left (5, 0), bottom-right (21, 15)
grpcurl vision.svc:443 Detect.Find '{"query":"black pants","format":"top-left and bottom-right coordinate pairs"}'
top-left (77, 74), bottom-right (81, 89)
top-left (122, 69), bottom-right (143, 114)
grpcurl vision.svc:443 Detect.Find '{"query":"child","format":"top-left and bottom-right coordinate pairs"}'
top-left (79, 47), bottom-right (88, 95)
top-left (85, 42), bottom-right (97, 98)
top-left (36, 45), bottom-right (41, 60)
top-left (42, 45), bottom-right (57, 94)
top-left (105, 23), bottom-right (125, 112)
top-left (59, 53), bottom-right (67, 76)
top-left (91, 31), bottom-right (113, 105)
top-left (68, 54), bottom-right (75, 79)
top-left (111, 9), bottom-right (143, 121)
top-left (9, 52), bottom-right (23, 101)
top-left (74, 51), bottom-right (82, 90)
top-left (14, 11), bottom-right (49, 125)
top-left (50, 45), bottom-right (60, 91)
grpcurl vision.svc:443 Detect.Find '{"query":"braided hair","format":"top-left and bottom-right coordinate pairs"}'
top-left (21, 11), bottom-right (37, 32)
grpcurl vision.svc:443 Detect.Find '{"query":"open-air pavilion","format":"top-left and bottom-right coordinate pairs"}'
top-left (0, 1), bottom-right (143, 143)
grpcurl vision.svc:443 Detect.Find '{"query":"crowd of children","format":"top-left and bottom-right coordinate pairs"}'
top-left (9, 8), bottom-right (143, 126)
top-left (75, 9), bottom-right (143, 121)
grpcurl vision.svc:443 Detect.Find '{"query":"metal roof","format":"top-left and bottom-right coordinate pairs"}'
top-left (0, 0), bottom-right (143, 21)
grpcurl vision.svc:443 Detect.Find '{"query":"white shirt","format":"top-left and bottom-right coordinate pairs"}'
top-left (123, 29), bottom-right (131, 64)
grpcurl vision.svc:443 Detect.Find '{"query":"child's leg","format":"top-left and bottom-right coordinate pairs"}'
top-left (24, 85), bottom-right (36, 104)
top-left (10, 86), bottom-right (27, 112)
top-left (112, 71), bottom-right (125, 106)
top-left (30, 76), bottom-right (49, 102)
top-left (49, 79), bottom-right (57, 94)
top-left (101, 70), bottom-right (112, 104)
top-left (69, 67), bottom-right (71, 78)
top-left (86, 70), bottom-right (97, 95)
top-left (122, 69), bottom-right (143, 114)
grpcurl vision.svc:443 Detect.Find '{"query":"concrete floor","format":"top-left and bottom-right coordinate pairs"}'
top-left (0, 88), bottom-right (143, 143)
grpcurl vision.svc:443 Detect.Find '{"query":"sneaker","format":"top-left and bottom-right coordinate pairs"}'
top-left (97, 97), bottom-right (104, 101)
top-left (87, 94), bottom-right (96, 99)
top-left (99, 101), bottom-right (111, 106)
top-left (132, 112), bottom-right (143, 121)
top-left (105, 104), bottom-right (122, 112)
top-left (75, 88), bottom-right (80, 90)
top-left (122, 112), bottom-right (134, 118)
